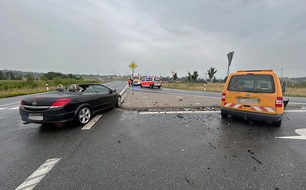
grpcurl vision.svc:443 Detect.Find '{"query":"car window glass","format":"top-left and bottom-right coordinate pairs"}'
top-left (82, 86), bottom-right (96, 94)
top-left (154, 78), bottom-right (161, 81)
top-left (228, 75), bottom-right (275, 93)
top-left (145, 78), bottom-right (152, 81)
top-left (93, 85), bottom-right (110, 95)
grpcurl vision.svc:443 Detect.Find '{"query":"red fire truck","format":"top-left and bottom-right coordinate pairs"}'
top-left (140, 76), bottom-right (162, 88)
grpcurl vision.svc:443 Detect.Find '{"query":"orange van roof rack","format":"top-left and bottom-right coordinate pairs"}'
top-left (237, 69), bottom-right (273, 73)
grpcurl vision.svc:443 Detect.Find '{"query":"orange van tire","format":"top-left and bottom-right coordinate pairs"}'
top-left (272, 119), bottom-right (282, 127)
top-left (221, 111), bottom-right (228, 119)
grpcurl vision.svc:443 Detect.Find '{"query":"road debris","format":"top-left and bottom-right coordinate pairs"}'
top-left (251, 156), bottom-right (262, 164)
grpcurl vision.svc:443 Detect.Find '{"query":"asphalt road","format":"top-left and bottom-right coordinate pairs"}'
top-left (1, 82), bottom-right (306, 190)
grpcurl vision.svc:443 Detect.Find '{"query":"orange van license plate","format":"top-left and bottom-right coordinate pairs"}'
top-left (238, 98), bottom-right (258, 104)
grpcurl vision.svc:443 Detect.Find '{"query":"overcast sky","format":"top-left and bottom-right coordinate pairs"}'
top-left (1, 0), bottom-right (306, 78)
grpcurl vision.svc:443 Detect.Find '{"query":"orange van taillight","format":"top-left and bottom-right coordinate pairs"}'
top-left (275, 97), bottom-right (283, 107)
top-left (50, 98), bottom-right (71, 108)
top-left (222, 93), bottom-right (226, 102)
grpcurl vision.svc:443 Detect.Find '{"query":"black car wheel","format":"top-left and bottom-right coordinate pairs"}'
top-left (77, 106), bottom-right (91, 125)
top-left (150, 84), bottom-right (153, 88)
top-left (115, 96), bottom-right (121, 108)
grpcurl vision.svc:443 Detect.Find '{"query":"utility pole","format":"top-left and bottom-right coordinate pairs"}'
top-left (281, 68), bottom-right (283, 79)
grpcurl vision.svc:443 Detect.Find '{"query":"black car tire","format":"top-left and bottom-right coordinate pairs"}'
top-left (150, 84), bottom-right (153, 88)
top-left (115, 96), bottom-right (121, 108)
top-left (272, 119), bottom-right (282, 127)
top-left (77, 106), bottom-right (92, 125)
top-left (158, 86), bottom-right (161, 89)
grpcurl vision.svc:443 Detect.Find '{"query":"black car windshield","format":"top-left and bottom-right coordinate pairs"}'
top-left (228, 75), bottom-right (275, 93)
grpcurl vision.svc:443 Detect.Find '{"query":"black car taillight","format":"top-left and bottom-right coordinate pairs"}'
top-left (50, 98), bottom-right (71, 108)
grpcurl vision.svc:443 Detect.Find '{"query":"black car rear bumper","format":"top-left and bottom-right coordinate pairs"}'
top-left (221, 107), bottom-right (283, 122)
top-left (19, 106), bottom-right (75, 124)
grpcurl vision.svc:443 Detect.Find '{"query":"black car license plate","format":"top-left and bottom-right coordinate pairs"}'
top-left (29, 113), bottom-right (43, 121)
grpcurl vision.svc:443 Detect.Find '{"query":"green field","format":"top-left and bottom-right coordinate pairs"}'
top-left (0, 79), bottom-right (99, 98)
top-left (1, 80), bottom-right (305, 98)
top-left (163, 82), bottom-right (306, 97)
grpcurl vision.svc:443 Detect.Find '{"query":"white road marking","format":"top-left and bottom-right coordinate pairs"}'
top-left (0, 101), bottom-right (20, 107)
top-left (0, 108), bottom-right (7, 111)
top-left (120, 85), bottom-right (128, 96)
top-left (139, 109), bottom-right (306, 115)
top-left (139, 110), bottom-right (221, 115)
top-left (285, 110), bottom-right (306, 113)
top-left (9, 107), bottom-right (19, 110)
top-left (81, 114), bottom-right (103, 130)
top-left (289, 102), bottom-right (306, 105)
top-left (15, 158), bottom-right (61, 190)
top-left (276, 129), bottom-right (306, 140)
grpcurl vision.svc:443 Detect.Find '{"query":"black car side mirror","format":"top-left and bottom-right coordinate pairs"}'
top-left (110, 89), bottom-right (117, 94)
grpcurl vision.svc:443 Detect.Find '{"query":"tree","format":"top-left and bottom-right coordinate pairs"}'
top-left (207, 67), bottom-right (217, 82)
top-left (213, 76), bottom-right (217, 83)
top-left (0, 71), bottom-right (4, 80)
top-left (187, 72), bottom-right (192, 81)
top-left (10, 71), bottom-right (16, 80)
top-left (25, 73), bottom-right (34, 83)
top-left (172, 72), bottom-right (178, 82)
top-left (191, 71), bottom-right (199, 81)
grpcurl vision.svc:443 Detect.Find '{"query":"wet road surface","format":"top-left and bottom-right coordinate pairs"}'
top-left (1, 82), bottom-right (306, 189)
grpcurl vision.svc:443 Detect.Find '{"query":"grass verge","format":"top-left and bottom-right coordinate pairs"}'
top-left (163, 82), bottom-right (306, 97)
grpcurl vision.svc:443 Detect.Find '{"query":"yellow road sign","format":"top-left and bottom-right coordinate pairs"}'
top-left (129, 62), bottom-right (137, 70)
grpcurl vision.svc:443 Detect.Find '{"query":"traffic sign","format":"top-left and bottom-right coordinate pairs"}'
top-left (227, 51), bottom-right (234, 67)
top-left (129, 62), bottom-right (137, 70)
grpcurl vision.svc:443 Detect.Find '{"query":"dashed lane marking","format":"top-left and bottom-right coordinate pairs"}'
top-left (15, 158), bottom-right (61, 190)
top-left (81, 114), bottom-right (103, 130)
top-left (0, 101), bottom-right (20, 107)
top-left (0, 108), bottom-right (7, 111)
top-left (9, 107), bottom-right (19, 110)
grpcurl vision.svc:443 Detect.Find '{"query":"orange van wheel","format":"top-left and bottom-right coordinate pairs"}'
top-left (272, 120), bottom-right (282, 127)
top-left (221, 111), bottom-right (228, 119)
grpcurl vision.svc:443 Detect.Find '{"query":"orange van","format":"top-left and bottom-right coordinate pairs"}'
top-left (221, 70), bottom-right (287, 127)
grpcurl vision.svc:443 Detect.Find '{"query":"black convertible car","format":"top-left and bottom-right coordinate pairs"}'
top-left (19, 84), bottom-right (121, 125)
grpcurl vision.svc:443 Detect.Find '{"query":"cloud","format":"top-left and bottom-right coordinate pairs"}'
top-left (0, 0), bottom-right (306, 78)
